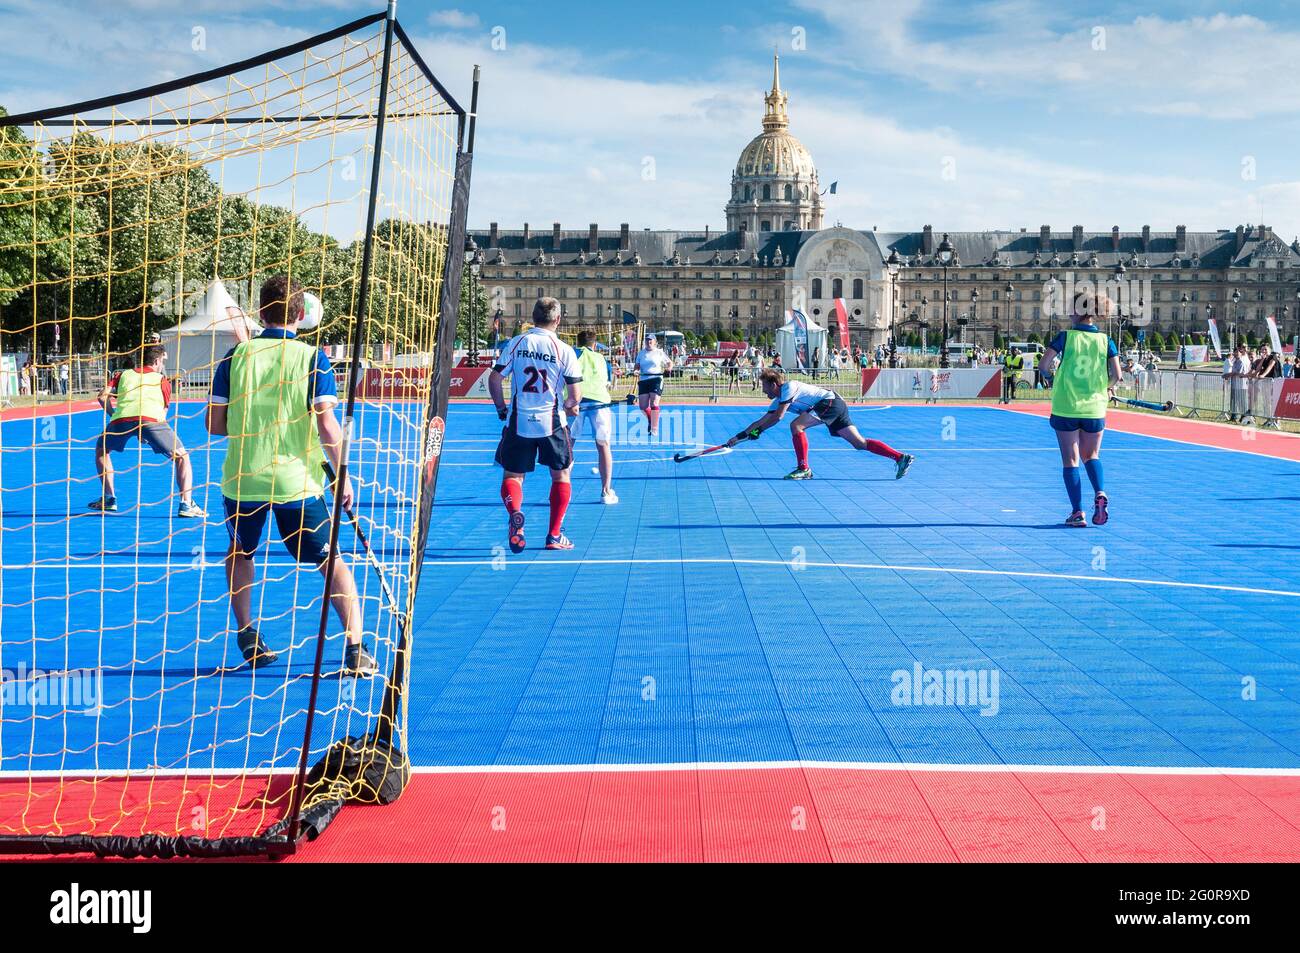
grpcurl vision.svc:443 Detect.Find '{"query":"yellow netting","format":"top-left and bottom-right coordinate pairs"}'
top-left (0, 16), bottom-right (460, 851)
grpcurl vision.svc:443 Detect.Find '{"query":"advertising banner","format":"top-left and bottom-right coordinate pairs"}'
top-left (833, 298), bottom-right (850, 350)
top-left (1206, 319), bottom-right (1223, 358)
top-left (860, 367), bottom-right (1002, 399)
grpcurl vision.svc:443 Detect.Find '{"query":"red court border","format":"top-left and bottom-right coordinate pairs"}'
top-left (5, 767), bottom-right (1296, 862)
top-left (997, 401), bottom-right (1300, 461)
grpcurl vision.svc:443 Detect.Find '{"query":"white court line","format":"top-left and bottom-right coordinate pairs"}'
top-left (6, 759), bottom-right (1299, 779)
top-left (1, 560), bottom-right (402, 572)
top-left (413, 556), bottom-right (1300, 599)
top-left (5, 556), bottom-right (1298, 599)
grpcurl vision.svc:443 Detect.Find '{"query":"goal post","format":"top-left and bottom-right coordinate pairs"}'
top-left (0, 4), bottom-right (475, 857)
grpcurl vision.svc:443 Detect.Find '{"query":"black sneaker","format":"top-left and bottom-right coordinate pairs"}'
top-left (88, 496), bottom-right (117, 513)
top-left (344, 641), bottom-right (379, 678)
top-left (237, 626), bottom-right (278, 668)
top-left (508, 509), bottom-right (526, 554)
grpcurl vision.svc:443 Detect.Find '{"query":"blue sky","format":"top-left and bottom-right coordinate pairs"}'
top-left (3, 0), bottom-right (1299, 238)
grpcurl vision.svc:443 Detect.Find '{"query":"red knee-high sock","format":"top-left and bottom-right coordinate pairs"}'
top-left (792, 431), bottom-right (809, 469)
top-left (865, 439), bottom-right (902, 462)
top-left (642, 405), bottom-right (654, 426)
top-left (548, 482), bottom-right (571, 537)
top-left (501, 477), bottom-right (522, 514)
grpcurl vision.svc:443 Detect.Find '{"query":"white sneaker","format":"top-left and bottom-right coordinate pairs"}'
top-left (601, 488), bottom-right (619, 505)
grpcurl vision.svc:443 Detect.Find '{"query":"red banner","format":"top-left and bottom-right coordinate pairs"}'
top-left (1273, 379), bottom-right (1300, 419)
top-left (447, 365), bottom-right (491, 398)
top-left (833, 298), bottom-right (850, 350)
top-left (356, 366), bottom-right (430, 399)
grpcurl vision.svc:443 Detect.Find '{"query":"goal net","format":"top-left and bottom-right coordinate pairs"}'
top-left (0, 9), bottom-right (471, 856)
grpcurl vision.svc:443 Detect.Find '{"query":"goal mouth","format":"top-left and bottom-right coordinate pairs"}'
top-left (0, 8), bottom-right (475, 858)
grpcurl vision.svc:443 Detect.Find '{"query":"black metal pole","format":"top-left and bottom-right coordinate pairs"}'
top-left (287, 0), bottom-right (400, 846)
top-left (401, 63), bottom-right (479, 739)
top-left (940, 266), bottom-right (950, 368)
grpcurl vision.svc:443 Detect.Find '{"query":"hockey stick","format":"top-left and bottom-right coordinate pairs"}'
top-left (673, 428), bottom-right (760, 463)
top-left (323, 461), bottom-right (406, 637)
top-left (567, 393), bottom-right (637, 413)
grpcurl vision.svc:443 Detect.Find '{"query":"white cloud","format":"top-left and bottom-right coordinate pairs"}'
top-left (428, 9), bottom-right (481, 31)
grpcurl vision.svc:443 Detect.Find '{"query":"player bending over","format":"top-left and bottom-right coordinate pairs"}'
top-left (572, 329), bottom-right (618, 504)
top-left (633, 334), bottom-right (672, 437)
top-left (728, 369), bottom-right (915, 480)
top-left (90, 344), bottom-right (204, 518)
top-left (491, 297), bottom-right (582, 551)
top-left (206, 275), bottom-right (377, 675)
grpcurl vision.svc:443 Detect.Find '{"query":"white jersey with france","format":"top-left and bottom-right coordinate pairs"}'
top-left (635, 347), bottom-right (670, 378)
top-left (494, 328), bottom-right (581, 438)
top-left (768, 379), bottom-right (836, 415)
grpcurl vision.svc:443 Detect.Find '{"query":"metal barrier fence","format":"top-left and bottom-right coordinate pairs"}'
top-left (3, 354), bottom-right (110, 403)
top-left (1114, 369), bottom-right (1289, 428)
top-left (622, 365), bottom-right (863, 402)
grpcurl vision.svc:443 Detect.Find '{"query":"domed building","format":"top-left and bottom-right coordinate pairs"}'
top-left (724, 54), bottom-right (824, 235)
top-left (468, 56), bottom-right (1290, 352)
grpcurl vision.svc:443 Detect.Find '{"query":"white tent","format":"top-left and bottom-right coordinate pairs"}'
top-left (775, 311), bottom-right (829, 373)
top-left (159, 280), bottom-right (259, 385)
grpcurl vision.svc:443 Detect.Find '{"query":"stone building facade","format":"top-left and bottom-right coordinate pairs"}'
top-left (470, 60), bottom-right (1300, 348)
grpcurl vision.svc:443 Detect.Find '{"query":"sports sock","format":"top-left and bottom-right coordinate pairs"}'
top-left (864, 438), bottom-right (903, 462)
top-left (548, 482), bottom-right (571, 537)
top-left (642, 406), bottom-right (654, 428)
top-left (792, 431), bottom-right (809, 469)
top-left (1084, 458), bottom-right (1104, 495)
top-left (500, 477), bottom-right (522, 514)
top-left (1062, 467), bottom-right (1083, 511)
top-left (648, 406), bottom-right (659, 432)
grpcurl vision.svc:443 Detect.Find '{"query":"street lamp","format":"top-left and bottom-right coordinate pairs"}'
top-left (970, 288), bottom-right (980, 355)
top-left (464, 237), bottom-right (481, 364)
top-left (1179, 292), bottom-right (1189, 368)
top-left (921, 296), bottom-right (929, 357)
top-left (1112, 260), bottom-right (1126, 345)
top-left (1231, 288), bottom-right (1242, 351)
top-left (886, 248), bottom-right (901, 368)
top-left (1047, 274), bottom-right (1060, 338)
top-left (1002, 283), bottom-right (1013, 351)
top-left (937, 233), bottom-right (954, 367)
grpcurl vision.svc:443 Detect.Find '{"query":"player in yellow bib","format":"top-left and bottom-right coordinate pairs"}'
top-left (206, 275), bottom-right (376, 675)
top-left (90, 344), bottom-right (204, 517)
top-left (1041, 293), bottom-right (1122, 527)
top-left (572, 329), bottom-right (618, 503)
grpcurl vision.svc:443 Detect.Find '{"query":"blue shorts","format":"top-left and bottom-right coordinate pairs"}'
top-left (222, 496), bottom-right (333, 564)
top-left (1049, 414), bottom-right (1106, 434)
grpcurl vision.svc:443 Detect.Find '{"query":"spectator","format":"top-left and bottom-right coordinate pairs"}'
top-left (59, 362), bottom-right (69, 395)
top-left (1223, 344), bottom-right (1250, 422)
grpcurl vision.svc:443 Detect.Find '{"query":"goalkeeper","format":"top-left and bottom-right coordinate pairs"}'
top-left (206, 275), bottom-right (377, 676)
top-left (727, 368), bottom-right (916, 480)
top-left (89, 344), bottom-right (204, 518)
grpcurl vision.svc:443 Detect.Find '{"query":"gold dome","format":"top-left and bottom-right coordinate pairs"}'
top-left (735, 130), bottom-right (817, 179)
top-left (733, 53), bottom-right (818, 181)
